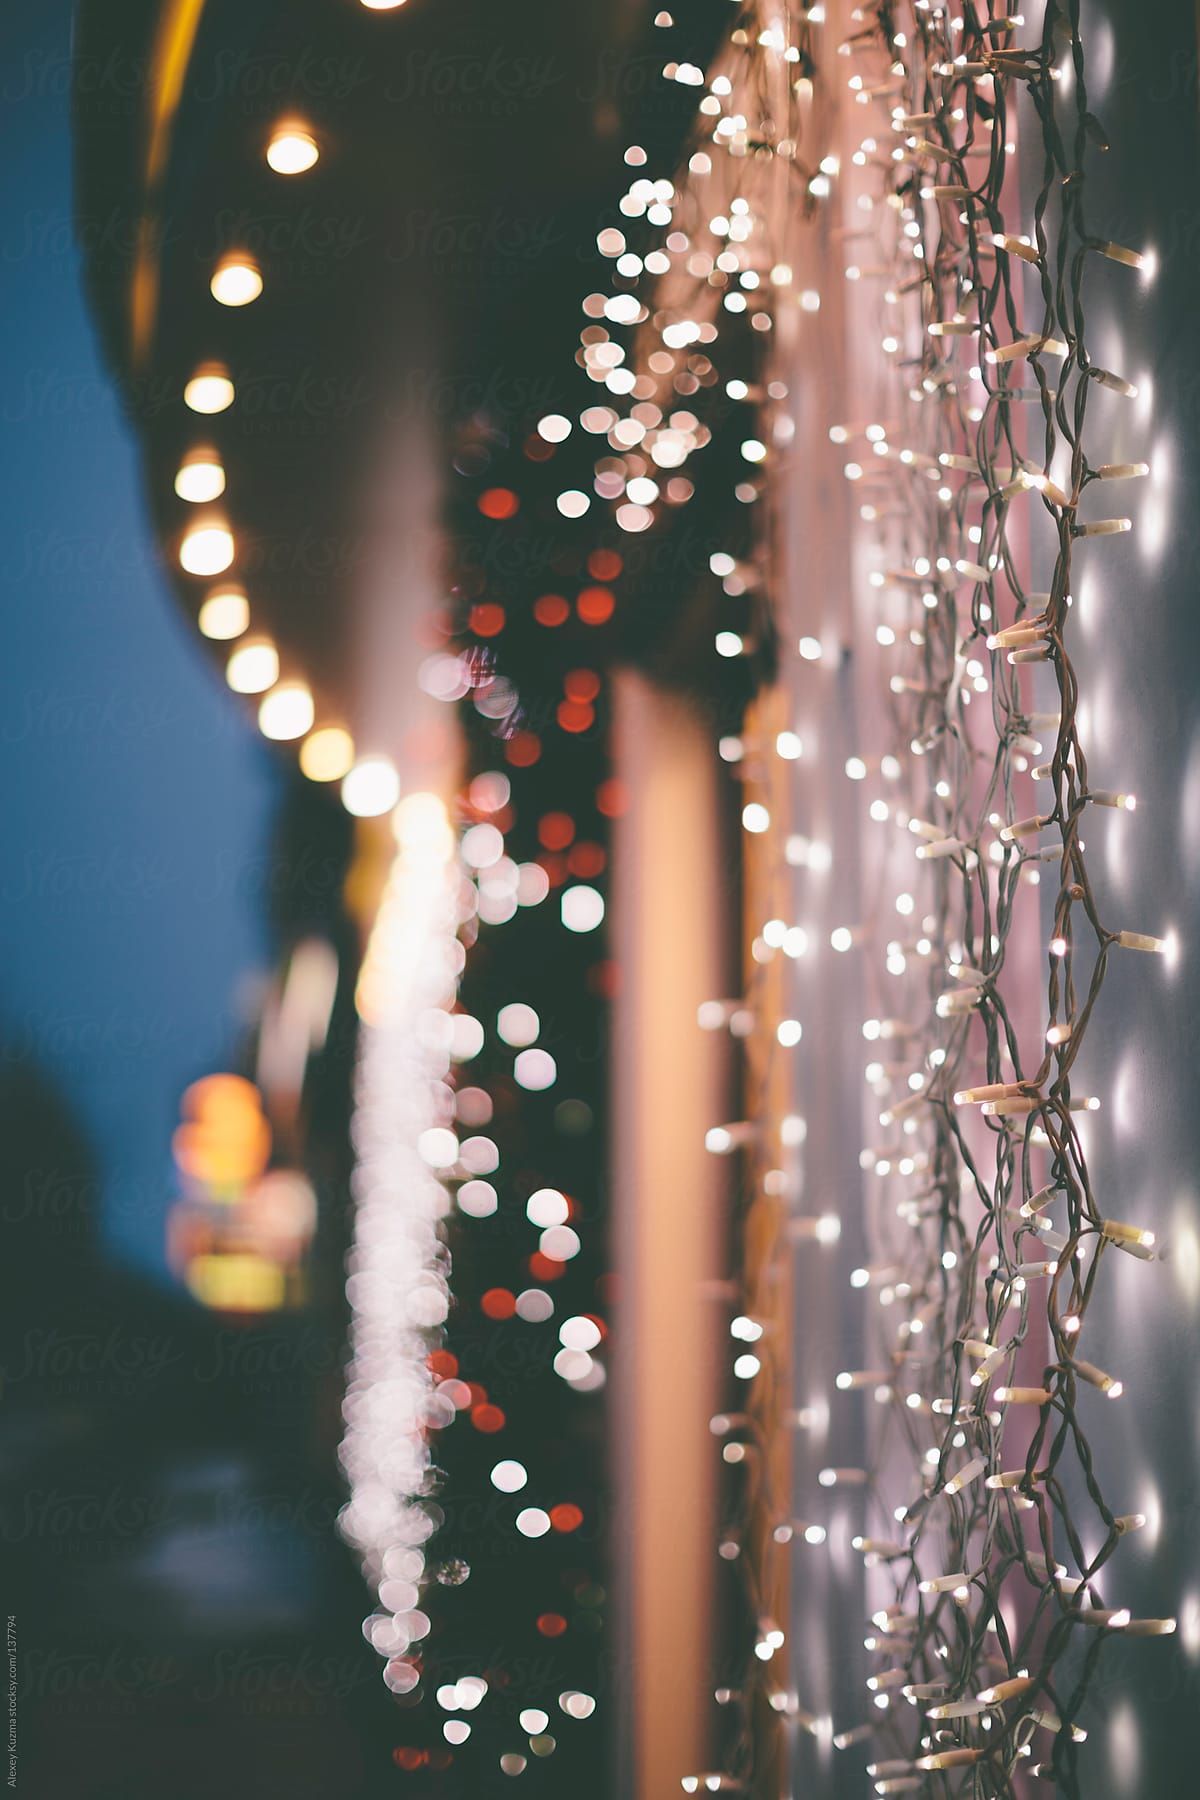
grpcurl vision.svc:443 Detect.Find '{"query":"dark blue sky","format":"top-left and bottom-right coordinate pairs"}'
top-left (1, 1), bottom-right (279, 1277)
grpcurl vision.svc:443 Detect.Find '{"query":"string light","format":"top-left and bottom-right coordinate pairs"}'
top-left (585, 3), bottom-right (1180, 1794)
top-left (257, 680), bottom-right (314, 741)
top-left (174, 448), bottom-right (225, 504)
top-left (224, 637), bottom-right (278, 695)
top-left (299, 724), bottom-right (355, 783)
top-left (178, 519), bottom-right (233, 576)
top-left (341, 755), bottom-right (401, 818)
top-left (209, 254), bottom-right (262, 307)
top-left (183, 363), bottom-right (234, 414)
top-left (265, 123), bottom-right (319, 175)
top-left (338, 795), bottom-right (461, 1706)
top-left (197, 585), bottom-right (248, 641)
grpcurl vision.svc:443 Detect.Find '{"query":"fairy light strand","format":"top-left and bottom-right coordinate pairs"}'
top-left (576, 3), bottom-right (1178, 1795)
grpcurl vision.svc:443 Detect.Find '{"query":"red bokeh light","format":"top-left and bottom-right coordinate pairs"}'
top-left (534, 594), bottom-right (570, 627)
top-left (564, 669), bottom-right (601, 703)
top-left (538, 813), bottom-right (575, 851)
top-left (588, 961), bottom-right (619, 999)
top-left (567, 842), bottom-right (605, 879)
top-left (577, 586), bottom-right (615, 626)
top-left (557, 700), bottom-right (594, 734)
top-left (506, 732), bottom-right (541, 767)
top-left (596, 779), bottom-right (627, 817)
top-left (469, 602), bottom-right (505, 637)
top-left (481, 1288), bottom-right (516, 1320)
top-left (478, 487), bottom-right (519, 520)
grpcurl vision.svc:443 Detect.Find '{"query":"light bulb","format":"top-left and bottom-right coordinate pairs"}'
top-left (341, 756), bottom-right (400, 818)
top-left (258, 681), bottom-right (314, 741)
top-left (184, 364), bottom-right (234, 414)
top-left (174, 450), bottom-right (225, 504)
top-left (197, 586), bottom-right (248, 640)
top-left (179, 521), bottom-right (233, 576)
top-left (210, 255), bottom-right (262, 307)
top-left (226, 639), bottom-right (279, 695)
top-left (266, 124), bottom-right (319, 174)
top-left (300, 726), bottom-right (355, 783)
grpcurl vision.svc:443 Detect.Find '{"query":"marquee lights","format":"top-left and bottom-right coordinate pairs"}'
top-left (225, 637), bottom-right (279, 696)
top-left (197, 585), bottom-right (249, 640)
top-left (265, 123), bottom-right (320, 175)
top-left (210, 253), bottom-right (263, 307)
top-left (178, 519), bottom-right (234, 576)
top-left (174, 448), bottom-right (226, 504)
top-left (183, 363), bottom-right (235, 414)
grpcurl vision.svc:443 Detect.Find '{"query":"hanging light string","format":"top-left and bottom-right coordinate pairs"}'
top-left (339, 797), bottom-right (466, 1702)
top-left (578, 6), bottom-right (834, 1789)
top-left (799, 4), bottom-right (1175, 1791)
top-left (571, 2), bottom-right (1176, 1794)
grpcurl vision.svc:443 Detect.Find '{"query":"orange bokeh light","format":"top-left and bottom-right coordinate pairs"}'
top-left (568, 842), bottom-right (606, 879)
top-left (534, 594), bottom-right (570, 627)
top-left (481, 1287), bottom-right (516, 1319)
top-left (478, 487), bottom-right (519, 520)
top-left (557, 700), bottom-right (594, 734)
top-left (506, 732), bottom-right (541, 767)
top-left (538, 813), bottom-right (575, 851)
top-left (469, 602), bottom-right (505, 637)
top-left (587, 548), bottom-right (622, 580)
top-left (471, 1402), bottom-right (506, 1433)
top-left (596, 779), bottom-right (627, 817)
top-left (577, 586), bottom-right (615, 625)
top-left (564, 669), bottom-right (601, 703)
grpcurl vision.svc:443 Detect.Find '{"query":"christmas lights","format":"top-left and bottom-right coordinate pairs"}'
top-left (579, 2), bottom-right (1180, 1794)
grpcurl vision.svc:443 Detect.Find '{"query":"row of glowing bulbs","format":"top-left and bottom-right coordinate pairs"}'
top-left (174, 3), bottom-right (419, 811)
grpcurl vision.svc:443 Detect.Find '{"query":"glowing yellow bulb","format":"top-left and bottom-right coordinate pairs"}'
top-left (184, 364), bottom-right (234, 414)
top-left (266, 125), bottom-right (319, 175)
top-left (198, 587), bottom-right (249, 640)
top-left (341, 756), bottom-right (400, 818)
top-left (226, 639), bottom-right (279, 695)
top-left (258, 681), bottom-right (314, 740)
top-left (174, 450), bottom-right (225, 504)
top-left (179, 521), bottom-right (234, 576)
top-left (211, 255), bottom-right (262, 307)
top-left (299, 726), bottom-right (355, 783)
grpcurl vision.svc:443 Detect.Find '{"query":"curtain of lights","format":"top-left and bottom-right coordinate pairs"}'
top-left (576, 3), bottom-right (1183, 1794)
